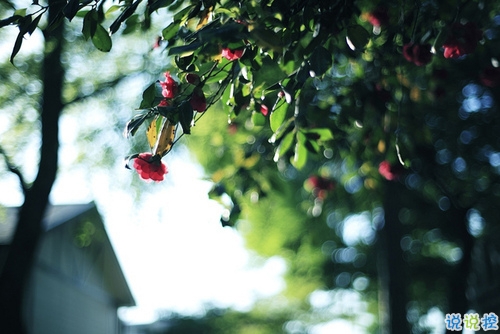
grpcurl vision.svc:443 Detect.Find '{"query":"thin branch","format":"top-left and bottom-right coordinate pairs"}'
top-left (0, 146), bottom-right (27, 194)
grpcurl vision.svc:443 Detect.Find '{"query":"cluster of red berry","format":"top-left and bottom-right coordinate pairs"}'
top-left (132, 47), bottom-right (247, 181)
top-left (367, 7), bottom-right (483, 63)
top-left (133, 153), bottom-right (168, 182)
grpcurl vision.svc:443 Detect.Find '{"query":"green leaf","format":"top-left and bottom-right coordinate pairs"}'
top-left (249, 26), bottom-right (284, 51)
top-left (304, 138), bottom-right (319, 153)
top-left (14, 8), bottom-right (27, 17)
top-left (269, 117), bottom-right (294, 145)
top-left (91, 24), bottom-right (112, 52)
top-left (105, 5), bottom-right (122, 16)
top-left (346, 25), bottom-right (370, 51)
top-left (162, 21), bottom-right (180, 42)
top-left (253, 55), bottom-right (287, 94)
top-left (274, 130), bottom-right (295, 162)
top-left (270, 99), bottom-right (288, 133)
top-left (310, 46), bottom-right (332, 77)
top-left (82, 10), bottom-right (97, 40)
top-left (139, 83), bottom-right (156, 109)
top-left (252, 111), bottom-right (266, 127)
top-left (214, 7), bottom-right (238, 18)
top-left (173, 5), bottom-right (195, 23)
top-left (122, 14), bottom-right (139, 35)
top-left (204, 62), bottom-right (233, 84)
top-left (306, 128), bottom-right (333, 142)
top-left (292, 132), bottom-right (308, 169)
top-left (75, 10), bottom-right (90, 18)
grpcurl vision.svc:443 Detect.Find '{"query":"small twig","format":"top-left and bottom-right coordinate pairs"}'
top-left (169, 65), bottom-right (235, 149)
top-left (200, 61), bottom-right (220, 85)
top-left (194, 63), bottom-right (235, 124)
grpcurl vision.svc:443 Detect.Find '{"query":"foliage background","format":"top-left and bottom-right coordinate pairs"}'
top-left (2, 0), bottom-right (500, 333)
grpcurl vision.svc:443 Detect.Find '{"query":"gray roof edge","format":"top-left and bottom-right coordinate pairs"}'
top-left (1, 202), bottom-right (136, 307)
top-left (43, 202), bottom-right (96, 231)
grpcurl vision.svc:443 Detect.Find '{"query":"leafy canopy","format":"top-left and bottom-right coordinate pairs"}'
top-left (4, 0), bottom-right (500, 331)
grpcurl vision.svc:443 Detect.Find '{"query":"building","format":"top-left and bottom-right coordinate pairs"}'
top-left (0, 202), bottom-right (135, 334)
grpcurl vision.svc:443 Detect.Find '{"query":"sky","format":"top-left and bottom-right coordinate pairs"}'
top-left (84, 149), bottom-right (288, 324)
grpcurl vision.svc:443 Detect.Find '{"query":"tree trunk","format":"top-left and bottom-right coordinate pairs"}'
top-left (377, 180), bottom-right (410, 334)
top-left (0, 2), bottom-right (65, 332)
top-left (446, 206), bottom-right (472, 316)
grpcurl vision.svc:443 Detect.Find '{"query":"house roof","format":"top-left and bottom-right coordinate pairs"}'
top-left (0, 203), bottom-right (96, 244)
top-left (0, 202), bottom-right (135, 307)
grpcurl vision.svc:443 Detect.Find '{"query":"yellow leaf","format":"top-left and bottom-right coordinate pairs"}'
top-left (196, 7), bottom-right (212, 30)
top-left (146, 115), bottom-right (160, 151)
top-left (154, 118), bottom-right (176, 156)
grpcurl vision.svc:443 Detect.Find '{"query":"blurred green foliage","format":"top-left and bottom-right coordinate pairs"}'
top-left (3, 0), bottom-right (500, 332)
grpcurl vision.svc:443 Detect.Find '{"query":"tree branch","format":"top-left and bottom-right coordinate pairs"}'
top-left (0, 0), bottom-right (65, 331)
top-left (0, 146), bottom-right (27, 194)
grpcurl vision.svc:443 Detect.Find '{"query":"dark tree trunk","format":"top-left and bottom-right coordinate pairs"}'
top-left (377, 181), bottom-right (410, 334)
top-left (446, 206), bottom-right (472, 316)
top-left (0, 1), bottom-right (65, 333)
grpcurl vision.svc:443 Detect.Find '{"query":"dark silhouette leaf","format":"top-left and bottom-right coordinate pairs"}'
top-left (310, 46), bottom-right (332, 77)
top-left (148, 0), bottom-right (175, 14)
top-left (45, 11), bottom-right (65, 32)
top-left (139, 83), bottom-right (157, 109)
top-left (109, 0), bottom-right (142, 34)
top-left (168, 42), bottom-right (203, 56)
top-left (346, 24), bottom-right (370, 50)
top-left (178, 101), bottom-right (193, 135)
top-left (63, 0), bottom-right (80, 21)
top-left (124, 112), bottom-right (151, 138)
top-left (27, 14), bottom-right (42, 35)
top-left (10, 31), bottom-right (24, 64)
top-left (0, 15), bottom-right (22, 28)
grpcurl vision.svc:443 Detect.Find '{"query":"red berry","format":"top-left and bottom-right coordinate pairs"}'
top-left (133, 153), bottom-right (168, 182)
